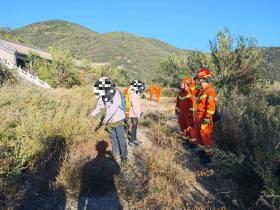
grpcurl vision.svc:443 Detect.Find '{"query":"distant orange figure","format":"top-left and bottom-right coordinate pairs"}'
top-left (148, 82), bottom-right (154, 100)
top-left (154, 84), bottom-right (161, 102)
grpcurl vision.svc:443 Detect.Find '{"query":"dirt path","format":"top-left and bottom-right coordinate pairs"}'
top-left (65, 97), bottom-right (217, 209)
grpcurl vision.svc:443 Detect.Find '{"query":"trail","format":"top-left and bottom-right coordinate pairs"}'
top-left (13, 96), bottom-right (222, 209)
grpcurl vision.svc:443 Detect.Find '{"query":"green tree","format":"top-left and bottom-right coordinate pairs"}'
top-left (210, 28), bottom-right (262, 94)
top-left (48, 47), bottom-right (80, 88)
top-left (185, 51), bottom-right (213, 75)
top-left (155, 54), bottom-right (188, 87)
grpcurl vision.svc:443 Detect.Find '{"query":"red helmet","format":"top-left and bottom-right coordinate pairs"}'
top-left (195, 69), bottom-right (211, 79)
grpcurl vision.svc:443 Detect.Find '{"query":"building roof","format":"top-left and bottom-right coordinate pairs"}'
top-left (0, 38), bottom-right (52, 60)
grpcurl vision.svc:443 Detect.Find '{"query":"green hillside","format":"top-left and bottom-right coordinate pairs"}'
top-left (6, 20), bottom-right (280, 81)
top-left (13, 20), bottom-right (186, 80)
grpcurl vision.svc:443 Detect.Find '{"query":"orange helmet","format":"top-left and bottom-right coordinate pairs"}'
top-left (195, 69), bottom-right (211, 79)
top-left (182, 76), bottom-right (192, 84)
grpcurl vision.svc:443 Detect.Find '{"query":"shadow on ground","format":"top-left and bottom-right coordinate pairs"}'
top-left (77, 140), bottom-right (122, 210)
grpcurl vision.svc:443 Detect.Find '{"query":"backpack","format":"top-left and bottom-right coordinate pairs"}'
top-left (117, 89), bottom-right (126, 112)
top-left (213, 106), bottom-right (221, 122)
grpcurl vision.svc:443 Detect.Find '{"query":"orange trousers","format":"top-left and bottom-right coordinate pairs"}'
top-left (188, 114), bottom-right (213, 153)
top-left (178, 114), bottom-right (196, 141)
top-left (196, 114), bottom-right (214, 156)
top-left (149, 92), bottom-right (153, 100)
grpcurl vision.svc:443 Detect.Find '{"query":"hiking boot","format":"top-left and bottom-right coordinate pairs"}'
top-left (128, 141), bottom-right (137, 147)
top-left (188, 143), bottom-right (196, 149)
top-left (121, 156), bottom-right (128, 163)
top-left (134, 140), bottom-right (142, 145)
top-left (200, 156), bottom-right (212, 165)
top-left (197, 150), bottom-right (205, 158)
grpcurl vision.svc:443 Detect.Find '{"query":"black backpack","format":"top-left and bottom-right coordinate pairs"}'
top-left (213, 106), bottom-right (221, 122)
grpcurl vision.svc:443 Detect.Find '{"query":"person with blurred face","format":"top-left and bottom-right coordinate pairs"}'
top-left (128, 80), bottom-right (145, 146)
top-left (90, 78), bottom-right (128, 163)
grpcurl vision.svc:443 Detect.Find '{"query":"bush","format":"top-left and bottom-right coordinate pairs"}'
top-left (0, 64), bottom-right (16, 86)
top-left (26, 48), bottom-right (80, 88)
top-left (0, 85), bottom-right (99, 208)
top-left (210, 28), bottom-right (262, 94)
top-left (214, 90), bottom-right (280, 208)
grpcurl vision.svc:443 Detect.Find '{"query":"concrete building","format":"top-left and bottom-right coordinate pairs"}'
top-left (0, 38), bottom-right (52, 69)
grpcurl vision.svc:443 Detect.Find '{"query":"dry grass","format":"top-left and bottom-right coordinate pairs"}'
top-left (0, 84), bottom-right (102, 208)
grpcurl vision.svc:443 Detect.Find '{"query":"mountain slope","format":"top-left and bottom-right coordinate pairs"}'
top-left (14, 20), bottom-right (186, 80)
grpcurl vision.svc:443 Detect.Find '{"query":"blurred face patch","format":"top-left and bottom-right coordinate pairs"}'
top-left (93, 78), bottom-right (116, 102)
top-left (131, 79), bottom-right (145, 94)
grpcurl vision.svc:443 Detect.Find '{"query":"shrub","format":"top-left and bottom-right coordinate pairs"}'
top-left (214, 90), bottom-right (280, 208)
top-left (0, 85), bottom-right (99, 208)
top-left (0, 64), bottom-right (16, 86)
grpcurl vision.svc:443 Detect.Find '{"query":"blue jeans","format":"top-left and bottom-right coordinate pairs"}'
top-left (109, 126), bottom-right (128, 158)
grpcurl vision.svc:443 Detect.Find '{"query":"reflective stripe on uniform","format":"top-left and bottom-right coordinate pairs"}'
top-left (208, 95), bottom-right (214, 101)
top-left (178, 95), bottom-right (191, 100)
top-left (199, 94), bottom-right (208, 100)
top-left (201, 124), bottom-right (208, 130)
top-left (207, 110), bottom-right (215, 115)
top-left (189, 138), bottom-right (196, 143)
top-left (178, 95), bottom-right (187, 100)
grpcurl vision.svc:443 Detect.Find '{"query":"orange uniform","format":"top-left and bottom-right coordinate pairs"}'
top-left (154, 84), bottom-right (161, 102)
top-left (188, 81), bottom-right (199, 145)
top-left (175, 89), bottom-right (193, 137)
top-left (148, 83), bottom-right (154, 100)
top-left (196, 83), bottom-right (217, 155)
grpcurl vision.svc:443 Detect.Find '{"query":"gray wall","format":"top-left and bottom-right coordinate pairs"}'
top-left (0, 47), bottom-right (16, 65)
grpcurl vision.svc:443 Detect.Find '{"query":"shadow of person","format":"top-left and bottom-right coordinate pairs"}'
top-left (78, 140), bottom-right (122, 210)
top-left (15, 135), bottom-right (66, 210)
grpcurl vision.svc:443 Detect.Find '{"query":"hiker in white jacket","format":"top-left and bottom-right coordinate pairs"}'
top-left (90, 78), bottom-right (128, 162)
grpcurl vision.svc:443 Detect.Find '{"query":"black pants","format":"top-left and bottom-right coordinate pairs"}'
top-left (130, 118), bottom-right (138, 142)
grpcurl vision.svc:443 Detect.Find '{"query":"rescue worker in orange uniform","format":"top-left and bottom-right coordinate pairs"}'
top-left (148, 82), bottom-right (154, 100)
top-left (175, 77), bottom-right (196, 142)
top-left (194, 69), bottom-right (217, 164)
top-left (154, 84), bottom-right (161, 102)
top-left (188, 79), bottom-right (199, 147)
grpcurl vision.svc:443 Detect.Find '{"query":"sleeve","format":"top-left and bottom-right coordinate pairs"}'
top-left (90, 99), bottom-right (105, 117)
top-left (103, 92), bottom-right (121, 122)
top-left (205, 90), bottom-right (217, 119)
